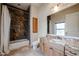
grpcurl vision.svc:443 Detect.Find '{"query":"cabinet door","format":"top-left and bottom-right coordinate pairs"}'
top-left (33, 17), bottom-right (38, 33)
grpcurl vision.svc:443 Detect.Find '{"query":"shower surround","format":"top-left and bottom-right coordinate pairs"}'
top-left (8, 5), bottom-right (30, 41)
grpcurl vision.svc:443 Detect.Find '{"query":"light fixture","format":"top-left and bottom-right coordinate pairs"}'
top-left (51, 3), bottom-right (64, 12)
top-left (53, 3), bottom-right (60, 11)
top-left (54, 5), bottom-right (58, 11)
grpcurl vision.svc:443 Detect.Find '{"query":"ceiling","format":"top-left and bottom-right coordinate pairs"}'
top-left (9, 3), bottom-right (30, 10)
top-left (8, 3), bottom-right (51, 10)
top-left (8, 3), bottom-right (75, 11)
top-left (8, 3), bottom-right (46, 10)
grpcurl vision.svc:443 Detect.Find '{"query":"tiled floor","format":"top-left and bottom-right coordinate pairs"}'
top-left (9, 46), bottom-right (45, 56)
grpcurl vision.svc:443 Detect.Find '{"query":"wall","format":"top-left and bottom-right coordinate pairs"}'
top-left (38, 4), bottom-right (48, 37)
top-left (30, 3), bottom-right (77, 43)
top-left (50, 4), bottom-right (79, 37)
top-left (30, 4), bottom-right (39, 43)
top-left (30, 4), bottom-right (50, 43)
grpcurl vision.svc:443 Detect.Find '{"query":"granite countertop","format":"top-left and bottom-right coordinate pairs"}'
top-left (49, 39), bottom-right (66, 46)
top-left (66, 44), bottom-right (79, 50)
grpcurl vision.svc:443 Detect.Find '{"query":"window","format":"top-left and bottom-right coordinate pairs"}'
top-left (55, 23), bottom-right (65, 36)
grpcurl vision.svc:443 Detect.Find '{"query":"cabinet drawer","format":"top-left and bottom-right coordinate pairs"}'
top-left (65, 46), bottom-right (79, 56)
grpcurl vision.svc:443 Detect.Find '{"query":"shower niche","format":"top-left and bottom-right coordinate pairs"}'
top-left (8, 5), bottom-right (30, 41)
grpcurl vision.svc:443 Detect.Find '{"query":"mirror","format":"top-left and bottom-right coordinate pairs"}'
top-left (48, 4), bottom-right (79, 37)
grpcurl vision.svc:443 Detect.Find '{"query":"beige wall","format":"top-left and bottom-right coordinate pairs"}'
top-left (30, 4), bottom-right (39, 42)
top-left (30, 3), bottom-right (77, 42)
top-left (50, 4), bottom-right (79, 37)
top-left (38, 4), bottom-right (48, 37)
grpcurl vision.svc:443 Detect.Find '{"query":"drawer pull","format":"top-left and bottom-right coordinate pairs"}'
top-left (50, 48), bottom-right (53, 50)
